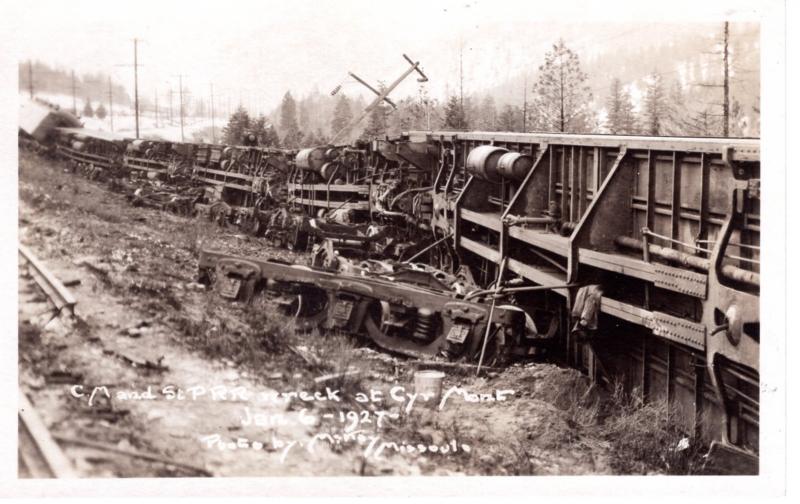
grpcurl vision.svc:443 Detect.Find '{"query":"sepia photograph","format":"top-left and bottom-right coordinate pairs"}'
top-left (0, 0), bottom-right (790, 498)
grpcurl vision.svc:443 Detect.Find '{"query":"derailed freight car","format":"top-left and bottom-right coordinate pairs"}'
top-left (19, 100), bottom-right (761, 467)
top-left (19, 99), bottom-right (81, 149)
top-left (198, 129), bottom-right (760, 468)
top-left (379, 130), bottom-right (759, 468)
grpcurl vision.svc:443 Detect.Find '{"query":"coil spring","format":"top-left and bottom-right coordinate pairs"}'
top-left (413, 308), bottom-right (435, 341)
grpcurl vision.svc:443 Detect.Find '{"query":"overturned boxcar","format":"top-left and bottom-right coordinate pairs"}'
top-left (380, 130), bottom-right (760, 466)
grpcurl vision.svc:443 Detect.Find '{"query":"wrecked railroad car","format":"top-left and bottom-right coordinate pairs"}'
top-left (385, 130), bottom-right (760, 468)
top-left (19, 99), bottom-right (761, 469)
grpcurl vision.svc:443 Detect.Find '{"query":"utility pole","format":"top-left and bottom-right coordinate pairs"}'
top-left (347, 72), bottom-right (397, 108)
top-left (522, 73), bottom-right (528, 132)
top-left (28, 61), bottom-right (34, 99)
top-left (168, 87), bottom-right (173, 125)
top-left (71, 70), bottom-right (77, 115)
top-left (331, 54), bottom-right (428, 144)
top-left (113, 38), bottom-right (143, 136)
top-left (458, 40), bottom-right (467, 129)
top-left (134, 38), bottom-right (140, 138)
top-left (210, 83), bottom-right (216, 143)
top-left (455, 41), bottom-right (468, 129)
top-left (722, 21), bottom-right (730, 137)
top-left (107, 77), bottom-right (114, 132)
top-left (426, 99), bottom-right (431, 130)
top-left (178, 74), bottom-right (185, 141)
top-left (459, 42), bottom-right (464, 112)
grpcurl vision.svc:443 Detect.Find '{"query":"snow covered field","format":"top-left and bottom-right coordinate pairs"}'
top-left (22, 92), bottom-right (222, 143)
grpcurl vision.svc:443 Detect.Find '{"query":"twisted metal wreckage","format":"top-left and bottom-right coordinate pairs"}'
top-left (19, 61), bottom-right (760, 471)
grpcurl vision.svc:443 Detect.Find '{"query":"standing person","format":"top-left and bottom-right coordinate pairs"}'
top-left (571, 284), bottom-right (603, 342)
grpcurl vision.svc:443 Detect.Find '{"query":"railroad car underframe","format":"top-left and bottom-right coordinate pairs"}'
top-left (394, 130), bottom-right (760, 463)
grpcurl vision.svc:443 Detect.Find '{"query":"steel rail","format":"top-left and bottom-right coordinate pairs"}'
top-left (18, 389), bottom-right (77, 478)
top-left (19, 244), bottom-right (77, 316)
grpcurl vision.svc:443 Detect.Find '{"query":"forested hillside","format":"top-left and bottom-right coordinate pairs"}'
top-left (21, 22), bottom-right (759, 146)
top-left (259, 21), bottom-right (759, 145)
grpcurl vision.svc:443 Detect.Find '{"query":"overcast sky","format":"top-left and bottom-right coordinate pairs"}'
top-left (9, 0), bottom-right (762, 114)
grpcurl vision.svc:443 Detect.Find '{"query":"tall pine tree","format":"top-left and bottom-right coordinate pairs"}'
top-left (263, 125), bottom-right (281, 147)
top-left (442, 95), bottom-right (468, 130)
top-left (330, 94), bottom-right (353, 137)
top-left (95, 102), bottom-right (107, 120)
top-left (477, 95), bottom-right (497, 131)
top-left (463, 96), bottom-right (479, 131)
top-left (279, 91), bottom-right (302, 148)
top-left (298, 100), bottom-right (311, 132)
top-left (642, 71), bottom-right (668, 135)
top-left (530, 39), bottom-right (592, 133)
top-left (82, 98), bottom-right (94, 118)
top-left (222, 105), bottom-right (251, 145)
top-left (360, 104), bottom-right (388, 141)
top-left (251, 114), bottom-right (282, 147)
top-left (497, 105), bottom-right (523, 132)
top-left (605, 78), bottom-right (637, 134)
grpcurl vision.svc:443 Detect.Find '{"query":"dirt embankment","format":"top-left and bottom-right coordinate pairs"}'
top-left (18, 151), bottom-right (701, 477)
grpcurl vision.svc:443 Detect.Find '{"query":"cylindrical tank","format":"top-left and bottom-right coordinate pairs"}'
top-left (496, 152), bottom-right (533, 181)
top-left (466, 145), bottom-right (508, 182)
top-left (295, 147), bottom-right (328, 172)
top-left (319, 162), bottom-right (338, 181)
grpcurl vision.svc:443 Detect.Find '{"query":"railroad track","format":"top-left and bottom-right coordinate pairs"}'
top-left (18, 244), bottom-right (79, 478)
top-left (17, 244), bottom-right (213, 478)
top-left (18, 388), bottom-right (77, 478)
top-left (18, 244), bottom-right (76, 317)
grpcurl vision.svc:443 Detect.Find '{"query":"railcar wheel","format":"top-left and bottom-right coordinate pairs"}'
top-left (281, 289), bottom-right (329, 330)
top-left (470, 328), bottom-right (504, 368)
top-left (361, 303), bottom-right (442, 359)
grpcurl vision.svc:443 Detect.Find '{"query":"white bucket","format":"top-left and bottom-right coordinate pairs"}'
top-left (414, 370), bottom-right (445, 408)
